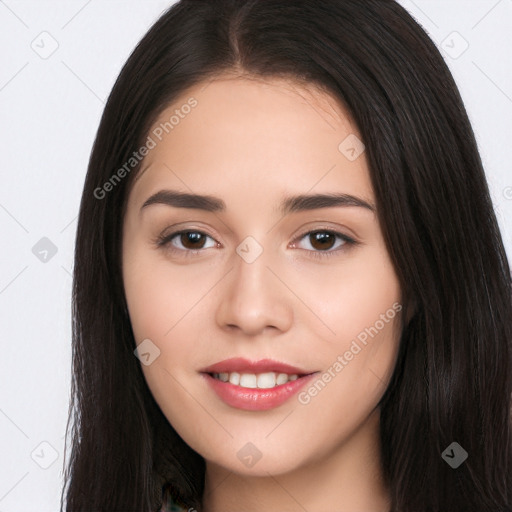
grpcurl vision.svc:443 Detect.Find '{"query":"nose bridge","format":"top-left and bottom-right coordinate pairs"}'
top-left (235, 235), bottom-right (272, 293)
top-left (215, 234), bottom-right (293, 335)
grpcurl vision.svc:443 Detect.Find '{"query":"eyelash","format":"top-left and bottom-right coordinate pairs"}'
top-left (154, 228), bottom-right (357, 260)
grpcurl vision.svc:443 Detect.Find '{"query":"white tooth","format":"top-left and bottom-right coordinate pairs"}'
top-left (229, 372), bottom-right (240, 385)
top-left (276, 373), bottom-right (289, 385)
top-left (288, 374), bottom-right (298, 381)
top-left (239, 373), bottom-right (257, 388)
top-left (218, 372), bottom-right (229, 382)
top-left (257, 372), bottom-right (277, 388)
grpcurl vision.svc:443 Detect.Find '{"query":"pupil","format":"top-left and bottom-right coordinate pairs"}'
top-left (311, 232), bottom-right (334, 250)
top-left (182, 232), bottom-right (204, 248)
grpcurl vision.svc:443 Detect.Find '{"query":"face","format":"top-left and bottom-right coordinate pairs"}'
top-left (122, 75), bottom-right (402, 477)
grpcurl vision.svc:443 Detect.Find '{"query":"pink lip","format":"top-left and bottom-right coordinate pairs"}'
top-left (200, 357), bottom-right (311, 375)
top-left (199, 358), bottom-right (318, 411)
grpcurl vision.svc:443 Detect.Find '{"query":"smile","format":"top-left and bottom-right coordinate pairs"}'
top-left (200, 357), bottom-right (318, 410)
top-left (211, 371), bottom-right (299, 388)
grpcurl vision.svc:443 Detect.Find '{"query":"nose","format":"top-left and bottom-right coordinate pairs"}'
top-left (214, 245), bottom-right (294, 338)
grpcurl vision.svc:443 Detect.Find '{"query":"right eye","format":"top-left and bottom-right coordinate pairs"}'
top-left (156, 229), bottom-right (219, 256)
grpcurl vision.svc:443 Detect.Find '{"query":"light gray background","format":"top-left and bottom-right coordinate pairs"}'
top-left (0, 1), bottom-right (511, 510)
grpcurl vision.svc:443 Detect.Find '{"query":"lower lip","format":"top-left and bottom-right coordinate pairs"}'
top-left (202, 372), bottom-right (317, 411)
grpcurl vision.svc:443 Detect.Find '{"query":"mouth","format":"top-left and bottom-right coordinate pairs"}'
top-left (199, 358), bottom-right (318, 411)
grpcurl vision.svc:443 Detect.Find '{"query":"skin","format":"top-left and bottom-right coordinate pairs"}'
top-left (122, 74), bottom-right (402, 512)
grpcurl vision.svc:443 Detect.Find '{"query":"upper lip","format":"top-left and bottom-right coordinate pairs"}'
top-left (200, 357), bottom-right (313, 375)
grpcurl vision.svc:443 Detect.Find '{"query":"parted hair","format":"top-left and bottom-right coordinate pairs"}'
top-left (62, 1), bottom-right (512, 511)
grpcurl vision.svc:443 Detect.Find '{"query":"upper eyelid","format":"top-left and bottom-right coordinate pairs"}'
top-left (159, 219), bottom-right (358, 240)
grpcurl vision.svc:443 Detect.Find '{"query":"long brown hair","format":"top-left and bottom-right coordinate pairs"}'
top-left (62, 1), bottom-right (512, 510)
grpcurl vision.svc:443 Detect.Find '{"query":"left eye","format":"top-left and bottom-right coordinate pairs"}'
top-left (156, 229), bottom-right (355, 257)
top-left (294, 230), bottom-right (353, 253)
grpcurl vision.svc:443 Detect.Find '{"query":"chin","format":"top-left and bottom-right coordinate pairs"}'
top-left (203, 444), bottom-right (309, 477)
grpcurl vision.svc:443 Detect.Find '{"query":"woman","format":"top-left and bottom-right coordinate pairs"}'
top-left (61, 1), bottom-right (512, 511)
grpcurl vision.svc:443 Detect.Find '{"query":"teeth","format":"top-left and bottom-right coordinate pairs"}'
top-left (213, 371), bottom-right (300, 388)
top-left (257, 372), bottom-right (276, 388)
top-left (229, 372), bottom-right (240, 385)
top-left (276, 373), bottom-right (289, 385)
top-left (240, 374), bottom-right (257, 388)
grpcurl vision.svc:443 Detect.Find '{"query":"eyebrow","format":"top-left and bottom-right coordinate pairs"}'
top-left (140, 189), bottom-right (375, 215)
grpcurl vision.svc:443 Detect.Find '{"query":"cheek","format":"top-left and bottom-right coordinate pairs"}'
top-left (295, 277), bottom-right (402, 448)
top-left (294, 245), bottom-right (402, 406)
top-left (290, 243), bottom-right (401, 346)
top-left (122, 241), bottom-right (217, 372)
top-left (123, 251), bottom-right (202, 421)
top-left (123, 248), bottom-right (195, 342)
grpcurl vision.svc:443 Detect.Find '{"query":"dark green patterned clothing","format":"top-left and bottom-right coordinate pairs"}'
top-left (159, 493), bottom-right (192, 511)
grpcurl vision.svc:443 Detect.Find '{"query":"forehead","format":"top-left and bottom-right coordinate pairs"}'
top-left (128, 75), bottom-right (372, 208)
top-left (152, 74), bottom-right (356, 142)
